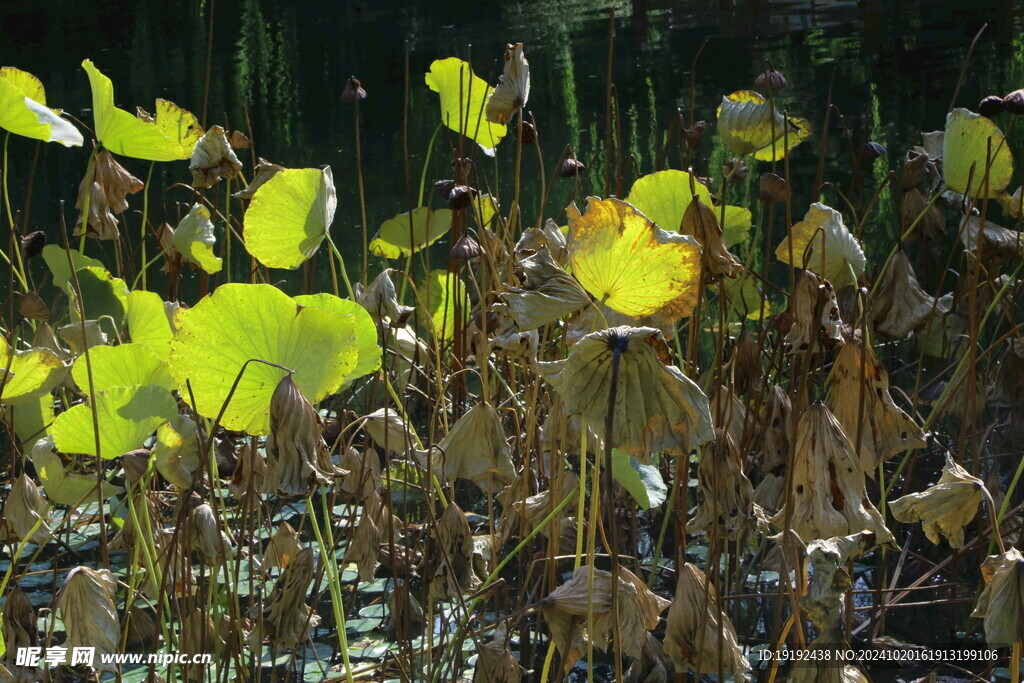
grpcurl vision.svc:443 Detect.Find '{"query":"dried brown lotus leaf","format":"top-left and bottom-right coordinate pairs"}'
top-left (756, 385), bottom-right (792, 476)
top-left (899, 188), bottom-right (944, 241)
top-left (356, 268), bottom-right (414, 327)
top-left (2, 474), bottom-right (51, 543)
top-left (871, 250), bottom-right (936, 339)
top-left (972, 548), bottom-right (1024, 644)
top-left (33, 321), bottom-right (72, 362)
top-left (514, 218), bottom-right (568, 262)
top-left (763, 528), bottom-right (807, 576)
top-left (889, 454), bottom-right (983, 548)
top-left (125, 606), bottom-right (159, 649)
top-left (251, 546), bottom-right (320, 650)
top-left (691, 429), bottom-right (753, 539)
top-left (58, 319), bottom-right (108, 354)
top-left (769, 404), bottom-right (894, 544)
top-left (362, 406), bottom-right (422, 451)
top-left (391, 325), bottom-right (429, 394)
top-left (418, 402), bottom-right (515, 487)
top-left (473, 624), bottom-right (526, 683)
top-left (228, 440), bottom-right (266, 500)
top-left (490, 326), bottom-right (539, 359)
top-left (262, 375), bottom-right (344, 496)
top-left (150, 529), bottom-right (197, 598)
top-left (495, 247), bottom-right (589, 330)
top-left (75, 148), bottom-right (144, 241)
top-left (429, 502), bottom-right (479, 599)
top-left (784, 270), bottom-right (844, 355)
top-left (710, 384), bottom-right (749, 449)
top-left (800, 531), bottom-right (876, 634)
top-left (57, 566), bottom-right (119, 670)
top-left (681, 197), bottom-right (742, 281)
top-left (485, 43), bottom-right (529, 124)
top-left (541, 565), bottom-right (670, 665)
top-left (728, 330), bottom-right (762, 395)
top-left (190, 125), bottom-right (242, 188)
top-left (624, 632), bottom-right (673, 683)
top-left (338, 447), bottom-right (383, 499)
top-left (826, 341), bottom-right (925, 473)
top-left (387, 581), bottom-right (424, 630)
top-left (181, 608), bottom-right (223, 679)
top-left (185, 502), bottom-right (234, 565)
top-left (664, 563), bottom-right (750, 678)
top-left (232, 157), bottom-right (284, 200)
top-left (539, 399), bottom-right (601, 459)
top-left (960, 214), bottom-right (1023, 269)
top-left (19, 291), bottom-right (50, 321)
top-left (539, 326), bottom-right (714, 460)
top-left (263, 521), bottom-right (304, 570)
top-left (498, 471), bottom-right (578, 548)
top-left (343, 490), bottom-right (386, 582)
top-left (2, 587), bottom-right (37, 657)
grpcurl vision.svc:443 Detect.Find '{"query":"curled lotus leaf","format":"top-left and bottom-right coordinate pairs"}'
top-left (189, 125), bottom-right (242, 188)
top-left (538, 326), bottom-right (714, 459)
top-left (871, 251), bottom-right (935, 339)
top-left (971, 547), bottom-right (1024, 644)
top-left (943, 108), bottom-right (1014, 198)
top-left (0, 67), bottom-right (82, 146)
top-left (425, 58), bottom-right (507, 155)
top-left (800, 531), bottom-right (877, 634)
top-left (717, 90), bottom-right (811, 160)
top-left (568, 197), bottom-right (702, 322)
top-left (243, 167), bottom-right (337, 269)
top-left (168, 283), bottom-right (358, 435)
top-left (495, 247), bottom-right (590, 330)
top-left (485, 43), bottom-right (530, 124)
top-left (356, 269), bottom-right (415, 326)
top-left (889, 454), bottom-right (983, 548)
top-left (57, 567), bottom-right (121, 671)
top-left (82, 59), bottom-right (202, 162)
top-left (369, 206), bottom-right (453, 259)
top-left (171, 203), bottom-right (222, 274)
top-left (0, 336), bottom-right (67, 405)
top-left (775, 203), bottom-right (866, 288)
top-left (32, 436), bottom-right (122, 507)
top-left (418, 402), bottom-right (515, 487)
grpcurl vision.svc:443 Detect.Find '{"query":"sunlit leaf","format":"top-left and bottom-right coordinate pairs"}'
top-left (243, 167), bottom-right (336, 269)
top-left (0, 67), bottom-right (82, 146)
top-left (420, 270), bottom-right (469, 342)
top-left (293, 293), bottom-right (381, 387)
top-left (32, 436), bottom-right (122, 506)
top-left (369, 206), bottom-right (453, 259)
top-left (168, 283), bottom-right (358, 435)
top-left (153, 415), bottom-right (202, 489)
top-left (721, 205), bottom-right (751, 247)
top-left (81, 59), bottom-right (202, 161)
top-left (171, 203), bottom-right (222, 274)
top-left (6, 394), bottom-right (54, 443)
top-left (425, 58), bottom-right (507, 155)
top-left (0, 337), bottom-right (67, 405)
top-left (73, 266), bottom-right (128, 326)
top-left (41, 245), bottom-right (104, 293)
top-left (717, 90), bottom-right (811, 161)
top-left (774, 203), bottom-right (866, 288)
top-left (71, 343), bottom-right (174, 393)
top-left (51, 384), bottom-right (177, 459)
top-left (612, 449), bottom-right (668, 509)
top-left (626, 170), bottom-right (712, 232)
top-left (485, 43), bottom-right (530, 124)
top-left (125, 290), bottom-right (174, 361)
top-left (722, 273), bottom-right (772, 320)
top-left (943, 108), bottom-right (1013, 198)
top-left (568, 197), bottom-right (702, 322)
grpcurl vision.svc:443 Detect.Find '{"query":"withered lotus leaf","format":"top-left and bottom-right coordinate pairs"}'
top-left (495, 247), bottom-right (590, 330)
top-left (429, 502), bottom-right (479, 599)
top-left (539, 326), bottom-right (714, 460)
top-left (251, 546), bottom-right (320, 651)
top-left (485, 43), bottom-right (530, 124)
top-left (189, 124), bottom-right (242, 188)
top-left (663, 563), bottom-right (750, 678)
top-left (889, 454), bottom-right (984, 548)
top-left (691, 429), bottom-right (753, 539)
top-left (826, 340), bottom-right (926, 473)
top-left (74, 148), bottom-right (143, 241)
top-left (387, 581), bottom-right (424, 630)
top-left (185, 502), bottom-right (234, 565)
top-left (769, 404), bottom-right (894, 544)
top-left (232, 157), bottom-right (284, 200)
top-left (263, 521), bottom-right (304, 570)
top-left (338, 447), bottom-right (383, 499)
top-left (775, 203), bottom-right (866, 289)
top-left (871, 251), bottom-right (936, 339)
top-left (362, 406), bottom-right (423, 451)
top-left (681, 197), bottom-right (742, 281)
top-left (971, 547), bottom-right (1024, 644)
top-left (783, 270), bottom-right (844, 355)
top-left (472, 625), bottom-right (526, 683)
top-left (752, 386), bottom-right (792, 513)
top-left (800, 531), bottom-right (876, 633)
top-left (418, 402), bottom-right (515, 487)
top-left (343, 490), bottom-right (387, 582)
top-left (57, 567), bottom-right (120, 670)
top-left (356, 268), bottom-right (415, 327)
top-left (1, 587), bottom-right (37, 657)
top-left (717, 90), bottom-right (811, 160)
top-left (2, 474), bottom-right (51, 544)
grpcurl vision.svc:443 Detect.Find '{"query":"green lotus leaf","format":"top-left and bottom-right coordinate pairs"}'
top-left (420, 270), bottom-right (469, 342)
top-left (0, 67), bottom-right (82, 146)
top-left (717, 90), bottom-right (811, 160)
top-left (0, 337), bottom-right (67, 405)
top-left (470, 193), bottom-right (499, 228)
top-left (168, 283), bottom-right (358, 435)
top-left (152, 415), bottom-right (202, 489)
top-left (51, 384), bottom-right (178, 459)
top-left (722, 273), bottom-right (772, 320)
top-left (42, 245), bottom-right (104, 293)
top-left (82, 59), bottom-right (202, 161)
top-left (71, 343), bottom-right (175, 393)
top-left (612, 449), bottom-right (667, 509)
top-left (293, 293), bottom-right (381, 387)
top-left (125, 290), bottom-right (173, 361)
top-left (722, 205), bottom-right (751, 247)
top-left (6, 394), bottom-right (54, 444)
top-left (626, 170), bottom-right (713, 232)
top-left (943, 108), bottom-right (1014, 198)
top-left (73, 267), bottom-right (128, 326)
top-left (243, 167), bottom-right (336, 269)
top-left (425, 58), bottom-right (507, 156)
top-left (369, 206), bottom-right (453, 259)
top-left (32, 436), bottom-right (122, 506)
top-left (172, 203), bottom-right (222, 274)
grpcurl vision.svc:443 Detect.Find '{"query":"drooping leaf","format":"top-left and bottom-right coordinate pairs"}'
top-left (0, 336), bottom-right (67, 405)
top-left (889, 454), bottom-right (983, 548)
top-left (425, 58), bottom-right (507, 155)
top-left (717, 90), bottom-right (811, 160)
top-left (420, 270), bottom-right (469, 342)
top-left (6, 394), bottom-right (55, 443)
top-left (625, 170), bottom-right (712, 233)
top-left (943, 108), bottom-right (1014, 198)
top-left (167, 283), bottom-right (358, 435)
top-left (51, 384), bottom-right (178, 459)
top-left (775, 203), bottom-right (866, 288)
top-left (41, 245), bottom-right (104, 293)
top-left (81, 59), bottom-right (202, 161)
top-left (0, 67), bottom-right (82, 146)
top-left (171, 203), bottom-right (222, 274)
top-left (568, 197), bottom-right (702, 322)
top-left (293, 293), bottom-right (381, 387)
top-left (485, 43), bottom-right (530, 124)
top-left (72, 266), bottom-right (128, 326)
top-left (612, 449), bottom-right (668, 509)
top-left (71, 343), bottom-right (175, 393)
top-left (32, 436), bottom-right (122, 506)
top-left (722, 272), bottom-right (772, 320)
top-left (125, 290), bottom-right (174, 360)
top-left (243, 167), bottom-right (336, 269)
top-left (152, 415), bottom-right (203, 489)
top-left (369, 206), bottom-right (453, 259)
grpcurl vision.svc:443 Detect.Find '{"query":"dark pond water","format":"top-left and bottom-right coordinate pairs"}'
top-left (3, 0), bottom-right (1024, 287)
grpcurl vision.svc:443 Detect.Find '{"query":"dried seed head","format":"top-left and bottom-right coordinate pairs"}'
top-left (683, 120), bottom-right (706, 149)
top-left (759, 172), bottom-right (790, 202)
top-left (560, 156), bottom-right (585, 178)
top-left (450, 233), bottom-right (484, 259)
top-left (20, 230), bottom-right (45, 259)
top-left (1003, 89), bottom-right (1024, 115)
top-left (979, 95), bottom-right (1005, 117)
top-left (19, 291), bottom-right (50, 321)
top-left (862, 141), bottom-right (887, 159)
top-left (190, 125), bottom-right (243, 188)
top-left (341, 76), bottom-right (367, 102)
top-left (515, 120), bottom-right (537, 145)
top-left (754, 67), bottom-right (788, 91)
top-left (723, 157), bottom-right (749, 184)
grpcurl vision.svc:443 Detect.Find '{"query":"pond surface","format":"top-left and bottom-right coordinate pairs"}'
top-left (2, 0), bottom-right (1023, 284)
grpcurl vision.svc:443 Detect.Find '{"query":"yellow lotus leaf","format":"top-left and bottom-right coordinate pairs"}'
top-left (717, 90), bottom-right (811, 160)
top-left (369, 206), bottom-right (453, 259)
top-left (82, 59), bottom-right (202, 162)
top-left (425, 58), bottom-right (507, 155)
top-left (568, 197), bottom-right (702, 322)
top-left (0, 336), bottom-right (67, 406)
top-left (889, 454), bottom-right (983, 548)
top-left (625, 169), bottom-right (712, 232)
top-left (943, 108), bottom-right (1013, 198)
top-left (0, 67), bottom-right (82, 146)
top-left (775, 202), bottom-right (866, 288)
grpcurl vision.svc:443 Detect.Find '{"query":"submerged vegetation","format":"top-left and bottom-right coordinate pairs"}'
top-left (0, 17), bottom-right (1022, 683)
